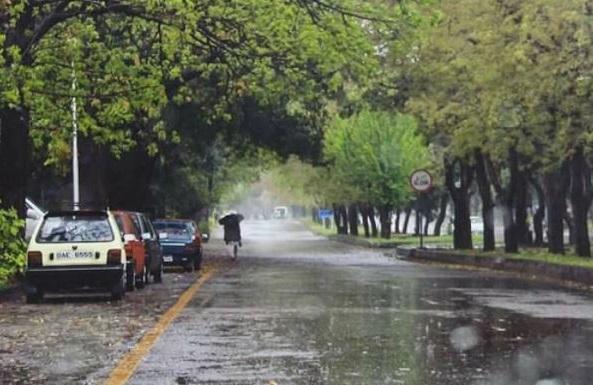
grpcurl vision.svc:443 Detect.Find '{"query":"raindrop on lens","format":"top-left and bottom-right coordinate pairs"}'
top-left (449, 326), bottom-right (480, 352)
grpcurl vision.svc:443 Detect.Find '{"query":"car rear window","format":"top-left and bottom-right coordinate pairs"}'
top-left (153, 222), bottom-right (192, 241)
top-left (36, 214), bottom-right (114, 243)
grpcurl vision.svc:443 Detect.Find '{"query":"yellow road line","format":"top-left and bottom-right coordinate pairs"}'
top-left (103, 266), bottom-right (218, 385)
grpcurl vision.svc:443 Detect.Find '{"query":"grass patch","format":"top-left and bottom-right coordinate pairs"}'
top-left (303, 220), bottom-right (482, 246)
top-left (461, 248), bottom-right (593, 269)
top-left (305, 220), bottom-right (338, 237)
top-left (305, 219), bottom-right (593, 269)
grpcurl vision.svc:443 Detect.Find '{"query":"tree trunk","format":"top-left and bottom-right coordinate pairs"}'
top-left (515, 170), bottom-right (532, 245)
top-left (423, 214), bottom-right (430, 236)
top-left (360, 204), bottom-right (370, 238)
top-left (530, 177), bottom-right (546, 247)
top-left (0, 106), bottom-right (29, 217)
top-left (564, 213), bottom-right (575, 245)
top-left (543, 162), bottom-right (570, 254)
top-left (332, 204), bottom-right (346, 235)
top-left (414, 209), bottom-right (421, 236)
top-left (348, 203), bottom-right (359, 236)
top-left (474, 151), bottom-right (495, 251)
top-left (378, 205), bottom-right (392, 239)
top-left (339, 205), bottom-right (348, 235)
top-left (569, 146), bottom-right (593, 257)
top-left (369, 206), bottom-right (378, 237)
top-left (486, 150), bottom-right (519, 253)
top-left (394, 208), bottom-right (401, 234)
top-left (433, 193), bottom-right (448, 236)
top-left (446, 158), bottom-right (474, 250)
top-left (402, 207), bottom-right (412, 234)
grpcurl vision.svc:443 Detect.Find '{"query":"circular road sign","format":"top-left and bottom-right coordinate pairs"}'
top-left (410, 169), bottom-right (433, 193)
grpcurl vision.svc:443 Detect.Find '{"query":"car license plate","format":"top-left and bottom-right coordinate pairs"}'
top-left (163, 255), bottom-right (173, 262)
top-left (56, 251), bottom-right (94, 259)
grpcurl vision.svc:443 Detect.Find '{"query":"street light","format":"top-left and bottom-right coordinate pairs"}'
top-left (71, 63), bottom-right (80, 211)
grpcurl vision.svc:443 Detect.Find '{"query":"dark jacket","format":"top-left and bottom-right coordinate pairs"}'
top-left (219, 214), bottom-right (243, 243)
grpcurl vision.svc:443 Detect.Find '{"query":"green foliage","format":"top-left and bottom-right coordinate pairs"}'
top-left (0, 207), bottom-right (26, 285)
top-left (324, 109), bottom-right (430, 207)
top-left (405, 0), bottom-right (593, 170)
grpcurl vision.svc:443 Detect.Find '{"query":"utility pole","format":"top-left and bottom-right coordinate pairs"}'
top-left (71, 63), bottom-right (80, 211)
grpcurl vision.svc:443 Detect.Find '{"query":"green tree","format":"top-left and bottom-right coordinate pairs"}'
top-left (324, 109), bottom-right (429, 238)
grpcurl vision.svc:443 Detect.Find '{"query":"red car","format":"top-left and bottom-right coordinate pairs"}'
top-left (113, 211), bottom-right (148, 290)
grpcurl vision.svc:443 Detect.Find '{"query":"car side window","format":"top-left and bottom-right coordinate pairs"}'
top-left (130, 216), bottom-right (142, 239)
top-left (114, 216), bottom-right (125, 236)
top-left (132, 214), bottom-right (144, 235)
top-left (141, 216), bottom-right (154, 239)
top-left (146, 220), bottom-right (157, 238)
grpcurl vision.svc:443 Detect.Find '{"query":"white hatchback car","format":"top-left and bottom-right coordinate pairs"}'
top-left (25, 210), bottom-right (127, 303)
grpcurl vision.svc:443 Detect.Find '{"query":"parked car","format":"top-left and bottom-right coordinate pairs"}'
top-left (25, 198), bottom-right (45, 241)
top-left (113, 211), bottom-right (148, 290)
top-left (153, 219), bottom-right (203, 272)
top-left (25, 210), bottom-right (127, 302)
top-left (130, 212), bottom-right (164, 283)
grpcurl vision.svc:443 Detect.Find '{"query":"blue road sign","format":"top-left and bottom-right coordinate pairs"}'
top-left (319, 209), bottom-right (333, 219)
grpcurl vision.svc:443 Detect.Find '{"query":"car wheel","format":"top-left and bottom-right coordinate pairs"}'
top-left (153, 261), bottom-right (163, 283)
top-left (111, 274), bottom-right (126, 301)
top-left (185, 259), bottom-right (194, 273)
top-left (26, 288), bottom-right (43, 304)
top-left (136, 264), bottom-right (147, 289)
top-left (126, 262), bottom-right (136, 291)
top-left (194, 250), bottom-right (202, 270)
top-left (144, 259), bottom-right (151, 284)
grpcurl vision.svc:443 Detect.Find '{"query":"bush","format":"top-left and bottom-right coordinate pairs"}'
top-left (199, 218), bottom-right (210, 235)
top-left (0, 207), bottom-right (26, 285)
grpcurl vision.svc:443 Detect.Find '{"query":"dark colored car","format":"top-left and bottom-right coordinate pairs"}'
top-left (130, 212), bottom-right (164, 283)
top-left (153, 219), bottom-right (203, 272)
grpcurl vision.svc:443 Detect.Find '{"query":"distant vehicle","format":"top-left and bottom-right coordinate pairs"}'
top-left (272, 206), bottom-right (289, 219)
top-left (154, 219), bottom-right (203, 272)
top-left (113, 211), bottom-right (148, 290)
top-left (470, 216), bottom-right (484, 234)
top-left (25, 210), bottom-right (127, 302)
top-left (25, 198), bottom-right (45, 241)
top-left (130, 212), bottom-right (164, 283)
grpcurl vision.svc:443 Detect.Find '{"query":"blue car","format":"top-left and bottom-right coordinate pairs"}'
top-left (153, 220), bottom-right (203, 272)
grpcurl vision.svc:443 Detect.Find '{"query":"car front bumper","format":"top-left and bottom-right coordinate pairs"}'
top-left (26, 265), bottom-right (124, 290)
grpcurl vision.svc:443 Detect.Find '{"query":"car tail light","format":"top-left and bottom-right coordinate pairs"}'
top-left (107, 249), bottom-right (122, 265)
top-left (27, 251), bottom-right (42, 267)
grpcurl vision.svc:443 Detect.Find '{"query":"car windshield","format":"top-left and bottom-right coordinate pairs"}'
top-left (154, 222), bottom-right (192, 241)
top-left (36, 215), bottom-right (114, 243)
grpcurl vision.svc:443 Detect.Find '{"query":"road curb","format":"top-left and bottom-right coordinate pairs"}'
top-left (327, 234), bottom-right (400, 249)
top-left (396, 247), bottom-right (593, 287)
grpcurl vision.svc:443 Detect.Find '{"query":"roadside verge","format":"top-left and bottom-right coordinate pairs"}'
top-left (396, 247), bottom-right (593, 288)
top-left (327, 234), bottom-right (400, 249)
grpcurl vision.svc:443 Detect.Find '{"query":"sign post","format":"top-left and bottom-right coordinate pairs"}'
top-left (410, 169), bottom-right (433, 249)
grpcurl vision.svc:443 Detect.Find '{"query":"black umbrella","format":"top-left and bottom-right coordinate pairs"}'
top-left (218, 212), bottom-right (244, 226)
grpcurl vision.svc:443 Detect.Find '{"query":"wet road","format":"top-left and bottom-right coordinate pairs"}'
top-left (126, 220), bottom-right (593, 385)
top-left (0, 267), bottom-right (200, 385)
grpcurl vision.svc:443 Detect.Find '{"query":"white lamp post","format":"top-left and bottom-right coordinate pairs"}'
top-left (71, 63), bottom-right (80, 211)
